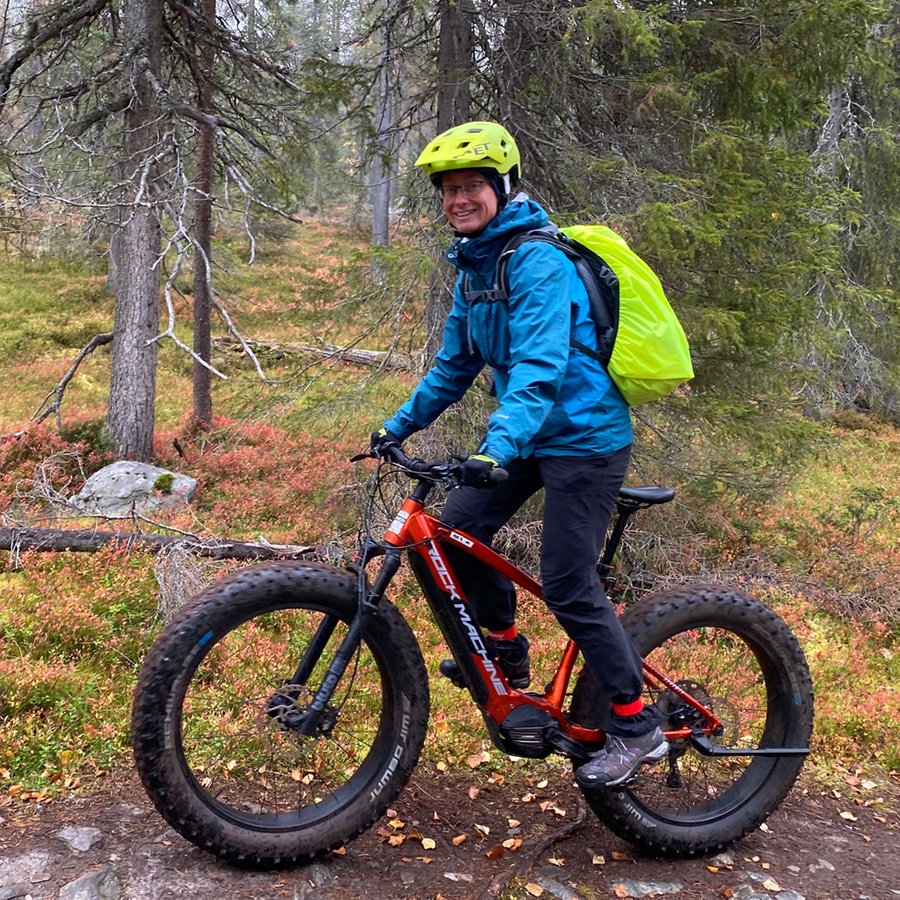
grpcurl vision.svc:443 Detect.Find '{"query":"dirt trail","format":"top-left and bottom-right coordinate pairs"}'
top-left (1, 769), bottom-right (897, 899)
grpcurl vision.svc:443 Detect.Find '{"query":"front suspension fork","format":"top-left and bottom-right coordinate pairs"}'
top-left (283, 548), bottom-right (402, 737)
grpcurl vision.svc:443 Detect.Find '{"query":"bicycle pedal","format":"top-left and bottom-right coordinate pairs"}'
top-left (438, 658), bottom-right (466, 688)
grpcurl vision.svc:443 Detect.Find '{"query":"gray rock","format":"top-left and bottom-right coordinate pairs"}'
top-left (70, 461), bottom-right (197, 518)
top-left (0, 884), bottom-right (32, 900)
top-left (808, 858), bottom-right (836, 873)
top-left (57, 825), bottom-right (104, 852)
top-left (730, 886), bottom-right (769, 900)
top-left (611, 878), bottom-right (684, 897)
top-left (535, 870), bottom-right (584, 899)
top-left (294, 861), bottom-right (339, 898)
top-left (58, 865), bottom-right (120, 900)
top-left (0, 849), bottom-right (54, 881)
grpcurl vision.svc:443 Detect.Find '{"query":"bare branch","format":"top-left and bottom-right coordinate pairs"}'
top-left (69, 91), bottom-right (131, 135)
top-left (0, 0), bottom-right (111, 116)
top-left (31, 332), bottom-right (114, 428)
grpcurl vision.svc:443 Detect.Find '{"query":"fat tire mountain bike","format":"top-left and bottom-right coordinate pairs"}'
top-left (131, 447), bottom-right (813, 867)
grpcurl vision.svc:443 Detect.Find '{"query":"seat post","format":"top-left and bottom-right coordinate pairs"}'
top-left (597, 487), bottom-right (675, 587)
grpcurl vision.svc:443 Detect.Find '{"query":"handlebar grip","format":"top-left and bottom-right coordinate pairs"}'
top-left (489, 467), bottom-right (509, 485)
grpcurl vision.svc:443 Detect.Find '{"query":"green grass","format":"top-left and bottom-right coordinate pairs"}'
top-left (0, 223), bottom-right (898, 805)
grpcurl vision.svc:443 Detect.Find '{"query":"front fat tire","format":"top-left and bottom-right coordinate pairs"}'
top-left (571, 584), bottom-right (813, 858)
top-left (131, 561), bottom-right (429, 867)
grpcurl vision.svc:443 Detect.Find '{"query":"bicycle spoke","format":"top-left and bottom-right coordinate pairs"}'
top-left (179, 607), bottom-right (384, 820)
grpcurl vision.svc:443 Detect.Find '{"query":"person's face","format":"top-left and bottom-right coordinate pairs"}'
top-left (440, 170), bottom-right (499, 234)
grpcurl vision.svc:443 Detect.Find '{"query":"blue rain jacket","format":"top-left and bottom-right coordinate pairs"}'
top-left (384, 196), bottom-right (633, 466)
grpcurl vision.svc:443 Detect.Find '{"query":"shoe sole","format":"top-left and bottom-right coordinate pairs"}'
top-left (575, 741), bottom-right (669, 791)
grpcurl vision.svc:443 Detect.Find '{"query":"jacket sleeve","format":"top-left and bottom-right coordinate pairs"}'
top-left (383, 281), bottom-right (485, 440)
top-left (480, 242), bottom-right (576, 465)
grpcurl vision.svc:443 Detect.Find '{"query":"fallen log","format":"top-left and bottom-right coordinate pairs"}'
top-left (0, 525), bottom-right (317, 561)
top-left (213, 336), bottom-right (412, 370)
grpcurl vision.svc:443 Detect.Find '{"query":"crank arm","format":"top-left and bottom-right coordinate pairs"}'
top-left (690, 733), bottom-right (809, 758)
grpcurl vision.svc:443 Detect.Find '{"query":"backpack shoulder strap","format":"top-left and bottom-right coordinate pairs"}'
top-left (461, 226), bottom-right (561, 306)
top-left (497, 227), bottom-right (616, 366)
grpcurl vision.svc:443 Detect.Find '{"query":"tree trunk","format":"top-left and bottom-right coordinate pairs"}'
top-left (192, 0), bottom-right (216, 428)
top-left (370, 29), bottom-right (395, 283)
top-left (370, 30), bottom-right (394, 252)
top-left (423, 0), bottom-right (475, 366)
top-left (106, 0), bottom-right (164, 461)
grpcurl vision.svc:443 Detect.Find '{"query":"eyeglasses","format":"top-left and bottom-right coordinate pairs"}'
top-left (440, 180), bottom-right (489, 201)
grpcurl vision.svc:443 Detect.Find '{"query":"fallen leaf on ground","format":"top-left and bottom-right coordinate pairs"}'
top-left (525, 884), bottom-right (544, 897)
top-left (451, 834), bottom-right (467, 846)
top-left (485, 844), bottom-right (505, 860)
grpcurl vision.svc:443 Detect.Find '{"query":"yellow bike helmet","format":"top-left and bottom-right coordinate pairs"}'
top-left (414, 121), bottom-right (521, 184)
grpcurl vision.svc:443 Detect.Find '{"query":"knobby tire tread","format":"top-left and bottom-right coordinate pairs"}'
top-left (131, 561), bottom-right (429, 867)
top-left (571, 584), bottom-right (814, 857)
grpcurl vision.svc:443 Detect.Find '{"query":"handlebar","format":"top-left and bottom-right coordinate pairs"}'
top-left (352, 445), bottom-right (509, 488)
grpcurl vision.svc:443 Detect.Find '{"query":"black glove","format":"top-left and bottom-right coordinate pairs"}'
top-left (370, 427), bottom-right (401, 458)
top-left (457, 453), bottom-right (501, 487)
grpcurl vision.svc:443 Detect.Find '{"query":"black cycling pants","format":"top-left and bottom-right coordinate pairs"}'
top-left (441, 446), bottom-right (659, 737)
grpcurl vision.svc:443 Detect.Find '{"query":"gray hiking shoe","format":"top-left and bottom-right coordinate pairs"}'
top-left (575, 727), bottom-right (668, 789)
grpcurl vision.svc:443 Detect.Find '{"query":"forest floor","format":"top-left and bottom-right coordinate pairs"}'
top-left (1, 767), bottom-right (898, 900)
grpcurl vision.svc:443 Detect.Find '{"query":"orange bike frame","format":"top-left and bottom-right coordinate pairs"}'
top-left (383, 495), bottom-right (606, 743)
top-left (380, 494), bottom-right (724, 745)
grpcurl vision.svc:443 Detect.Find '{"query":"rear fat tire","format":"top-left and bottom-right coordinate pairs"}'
top-left (570, 584), bottom-right (814, 857)
top-left (131, 561), bottom-right (429, 867)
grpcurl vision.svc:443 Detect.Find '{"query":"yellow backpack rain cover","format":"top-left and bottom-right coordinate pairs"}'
top-left (560, 224), bottom-right (694, 406)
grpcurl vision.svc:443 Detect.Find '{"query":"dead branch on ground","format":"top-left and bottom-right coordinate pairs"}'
top-left (0, 524), bottom-right (318, 561)
top-left (213, 336), bottom-right (412, 370)
top-left (476, 795), bottom-right (588, 899)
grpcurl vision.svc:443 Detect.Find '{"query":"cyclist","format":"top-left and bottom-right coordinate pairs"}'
top-left (371, 120), bottom-right (667, 788)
